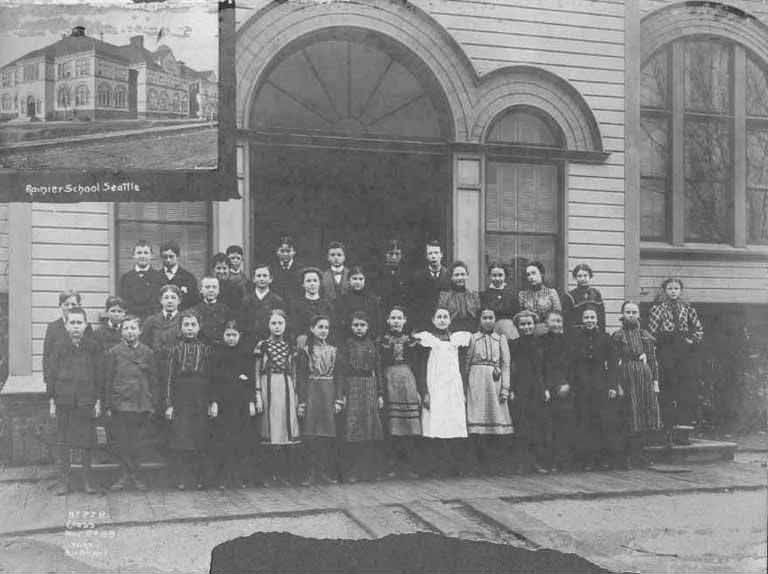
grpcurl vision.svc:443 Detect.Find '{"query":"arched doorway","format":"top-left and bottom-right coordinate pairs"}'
top-left (26, 95), bottom-right (36, 118)
top-left (247, 28), bottom-right (453, 268)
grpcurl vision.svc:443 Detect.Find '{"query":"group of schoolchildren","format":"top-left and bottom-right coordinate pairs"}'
top-left (43, 236), bottom-right (703, 495)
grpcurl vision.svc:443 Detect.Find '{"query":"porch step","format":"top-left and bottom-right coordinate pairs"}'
top-left (644, 438), bottom-right (738, 465)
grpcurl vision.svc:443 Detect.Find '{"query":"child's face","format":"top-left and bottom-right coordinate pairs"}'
top-left (253, 267), bottom-right (272, 290)
top-left (351, 318), bottom-right (369, 338)
top-left (276, 244), bottom-right (295, 263)
top-left (387, 309), bottom-right (406, 332)
top-left (526, 266), bottom-right (542, 286)
top-left (303, 273), bottom-right (320, 296)
top-left (181, 316), bottom-right (200, 338)
top-left (622, 304), bottom-right (640, 323)
top-left (228, 252), bottom-right (243, 270)
top-left (489, 267), bottom-right (506, 287)
top-left (200, 278), bottom-right (219, 302)
top-left (60, 295), bottom-right (79, 315)
top-left (518, 317), bottom-right (535, 336)
top-left (665, 282), bottom-right (682, 300)
top-left (349, 273), bottom-right (365, 291)
top-left (223, 327), bottom-right (240, 347)
top-left (121, 319), bottom-right (140, 343)
top-left (269, 314), bottom-right (286, 336)
top-left (451, 266), bottom-right (468, 288)
top-left (65, 312), bottom-right (87, 340)
top-left (133, 245), bottom-right (152, 267)
top-left (213, 262), bottom-right (230, 281)
top-left (160, 291), bottom-right (180, 312)
top-left (310, 319), bottom-right (330, 341)
top-left (327, 248), bottom-right (345, 267)
top-left (480, 310), bottom-right (496, 332)
top-left (582, 310), bottom-right (598, 330)
top-left (432, 309), bottom-right (451, 331)
top-left (426, 245), bottom-right (442, 266)
top-left (106, 305), bottom-right (126, 325)
top-left (161, 249), bottom-right (178, 270)
top-left (385, 248), bottom-right (402, 267)
top-left (546, 314), bottom-right (564, 334)
top-left (575, 269), bottom-right (591, 287)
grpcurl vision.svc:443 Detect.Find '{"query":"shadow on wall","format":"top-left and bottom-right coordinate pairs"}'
top-left (210, 532), bottom-right (619, 574)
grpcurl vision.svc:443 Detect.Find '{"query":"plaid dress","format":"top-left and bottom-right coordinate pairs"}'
top-left (256, 338), bottom-right (300, 445)
top-left (340, 337), bottom-right (383, 442)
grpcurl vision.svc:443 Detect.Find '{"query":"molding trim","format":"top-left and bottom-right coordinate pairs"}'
top-left (641, 1), bottom-right (768, 62)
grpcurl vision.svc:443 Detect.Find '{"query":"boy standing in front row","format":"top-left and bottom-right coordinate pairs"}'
top-left (47, 307), bottom-right (102, 495)
top-left (104, 316), bottom-right (157, 491)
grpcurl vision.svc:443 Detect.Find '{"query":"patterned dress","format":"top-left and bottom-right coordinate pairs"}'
top-left (339, 337), bottom-right (383, 442)
top-left (166, 338), bottom-right (213, 451)
top-left (465, 331), bottom-right (513, 435)
top-left (438, 287), bottom-right (481, 333)
top-left (518, 286), bottom-right (562, 336)
top-left (416, 330), bottom-right (472, 438)
top-left (256, 338), bottom-right (300, 445)
top-left (611, 323), bottom-right (662, 433)
top-left (379, 333), bottom-right (422, 436)
top-left (296, 341), bottom-right (340, 438)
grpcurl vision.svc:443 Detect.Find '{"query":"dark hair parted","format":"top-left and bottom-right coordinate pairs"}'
top-left (160, 240), bottom-right (180, 255)
top-left (571, 263), bottom-right (594, 279)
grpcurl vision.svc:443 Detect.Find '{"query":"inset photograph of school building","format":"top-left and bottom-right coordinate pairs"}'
top-left (0, 1), bottom-right (218, 170)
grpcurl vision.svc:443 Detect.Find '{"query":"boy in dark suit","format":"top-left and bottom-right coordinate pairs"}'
top-left (272, 236), bottom-right (303, 302)
top-left (410, 240), bottom-right (450, 329)
top-left (160, 240), bottom-right (199, 310)
top-left (119, 240), bottom-right (165, 320)
top-left (320, 241), bottom-right (350, 301)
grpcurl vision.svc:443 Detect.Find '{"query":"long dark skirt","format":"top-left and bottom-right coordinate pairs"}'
top-left (345, 375), bottom-right (383, 442)
top-left (168, 373), bottom-right (209, 451)
top-left (383, 365), bottom-right (421, 437)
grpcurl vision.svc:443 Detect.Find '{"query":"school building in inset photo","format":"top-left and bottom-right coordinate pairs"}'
top-left (2, 0), bottom-right (768, 460)
top-left (0, 26), bottom-right (218, 122)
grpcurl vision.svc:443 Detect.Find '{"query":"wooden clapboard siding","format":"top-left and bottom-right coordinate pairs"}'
top-left (0, 204), bottom-right (7, 292)
top-left (640, 258), bottom-right (768, 304)
top-left (30, 204), bottom-right (111, 373)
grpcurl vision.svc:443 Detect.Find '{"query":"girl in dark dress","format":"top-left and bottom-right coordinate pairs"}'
top-left (540, 310), bottom-right (575, 472)
top-left (296, 315), bottom-right (342, 485)
top-left (508, 310), bottom-right (546, 473)
top-left (379, 306), bottom-right (423, 478)
top-left (611, 301), bottom-right (662, 469)
top-left (563, 263), bottom-right (606, 332)
top-left (290, 267), bottom-right (336, 347)
top-left (209, 320), bottom-right (260, 489)
top-left (568, 304), bottom-right (616, 470)
top-left (338, 311), bottom-right (384, 482)
top-left (165, 311), bottom-right (214, 490)
top-left (335, 265), bottom-right (382, 339)
top-left (479, 262), bottom-right (519, 340)
top-left (376, 239), bottom-right (410, 314)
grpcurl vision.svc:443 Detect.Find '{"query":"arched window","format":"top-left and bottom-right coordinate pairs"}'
top-left (113, 86), bottom-right (126, 109)
top-left (641, 37), bottom-right (768, 244)
top-left (57, 86), bottom-right (71, 108)
top-left (97, 82), bottom-right (111, 107)
top-left (74, 84), bottom-right (89, 106)
top-left (484, 107), bottom-right (563, 286)
top-left (148, 89), bottom-right (158, 110)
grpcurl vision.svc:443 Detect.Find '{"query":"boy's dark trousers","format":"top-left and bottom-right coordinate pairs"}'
top-left (658, 337), bottom-right (699, 428)
top-left (109, 411), bottom-right (150, 481)
top-left (171, 450), bottom-right (206, 487)
top-left (575, 390), bottom-right (607, 467)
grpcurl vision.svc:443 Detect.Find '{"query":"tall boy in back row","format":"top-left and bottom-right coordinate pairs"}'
top-left (119, 240), bottom-right (165, 320)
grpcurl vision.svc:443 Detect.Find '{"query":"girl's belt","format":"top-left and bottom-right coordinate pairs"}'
top-left (470, 361), bottom-right (498, 368)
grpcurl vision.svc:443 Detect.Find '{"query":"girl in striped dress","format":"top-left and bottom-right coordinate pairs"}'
top-left (610, 301), bottom-right (662, 469)
top-left (255, 309), bottom-right (301, 484)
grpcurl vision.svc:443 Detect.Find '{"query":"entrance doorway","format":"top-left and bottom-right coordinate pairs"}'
top-left (246, 28), bottom-right (454, 271)
top-left (251, 146), bottom-right (450, 269)
top-left (26, 96), bottom-right (35, 118)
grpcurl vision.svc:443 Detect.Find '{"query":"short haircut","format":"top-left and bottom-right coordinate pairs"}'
top-left (133, 240), bottom-right (152, 252)
top-left (160, 240), bottom-right (180, 255)
top-left (277, 236), bottom-right (295, 249)
top-left (225, 245), bottom-right (244, 256)
top-left (59, 289), bottom-right (82, 306)
top-left (160, 284), bottom-right (182, 299)
top-left (512, 310), bottom-right (537, 327)
top-left (223, 319), bottom-right (240, 332)
top-left (526, 261), bottom-right (546, 276)
top-left (479, 307), bottom-right (497, 316)
top-left (200, 275), bottom-right (220, 285)
top-left (350, 310), bottom-right (370, 324)
top-left (121, 315), bottom-right (141, 329)
top-left (385, 239), bottom-right (402, 252)
top-left (327, 241), bottom-right (345, 253)
top-left (310, 314), bottom-right (331, 328)
top-left (252, 262), bottom-right (271, 274)
top-left (572, 263), bottom-right (594, 279)
top-left (449, 260), bottom-right (468, 275)
top-left (544, 309), bottom-right (563, 321)
top-left (301, 266), bottom-right (322, 280)
top-left (180, 309), bottom-right (199, 322)
top-left (65, 306), bottom-right (87, 321)
top-left (425, 240), bottom-right (442, 250)
top-left (104, 295), bottom-right (126, 311)
top-left (210, 252), bottom-right (229, 268)
top-left (581, 303), bottom-right (600, 317)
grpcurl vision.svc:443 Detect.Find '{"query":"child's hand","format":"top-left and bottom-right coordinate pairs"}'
top-left (544, 389), bottom-right (551, 402)
top-left (49, 398), bottom-right (56, 419)
top-left (248, 401), bottom-right (256, 417)
top-left (239, 374), bottom-right (248, 382)
top-left (255, 395), bottom-right (264, 414)
top-left (377, 396), bottom-right (384, 410)
top-left (638, 353), bottom-right (647, 364)
top-left (508, 391), bottom-right (515, 402)
top-left (209, 402), bottom-right (219, 418)
top-left (608, 389), bottom-right (618, 400)
top-left (499, 389), bottom-right (509, 404)
top-left (652, 380), bottom-right (660, 394)
top-left (334, 400), bottom-right (344, 414)
top-left (106, 408), bottom-right (112, 418)
top-left (684, 338), bottom-right (693, 345)
top-left (297, 403), bottom-right (306, 418)
top-left (422, 393), bottom-right (430, 410)
top-left (165, 406), bottom-right (174, 421)
top-left (93, 400), bottom-right (101, 418)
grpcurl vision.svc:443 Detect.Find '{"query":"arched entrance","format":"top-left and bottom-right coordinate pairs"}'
top-left (26, 95), bottom-right (36, 118)
top-left (247, 28), bottom-right (453, 267)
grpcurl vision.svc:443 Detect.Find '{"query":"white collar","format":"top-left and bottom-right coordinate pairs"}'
top-left (254, 288), bottom-right (270, 300)
top-left (135, 265), bottom-right (151, 273)
top-left (164, 265), bottom-right (179, 276)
